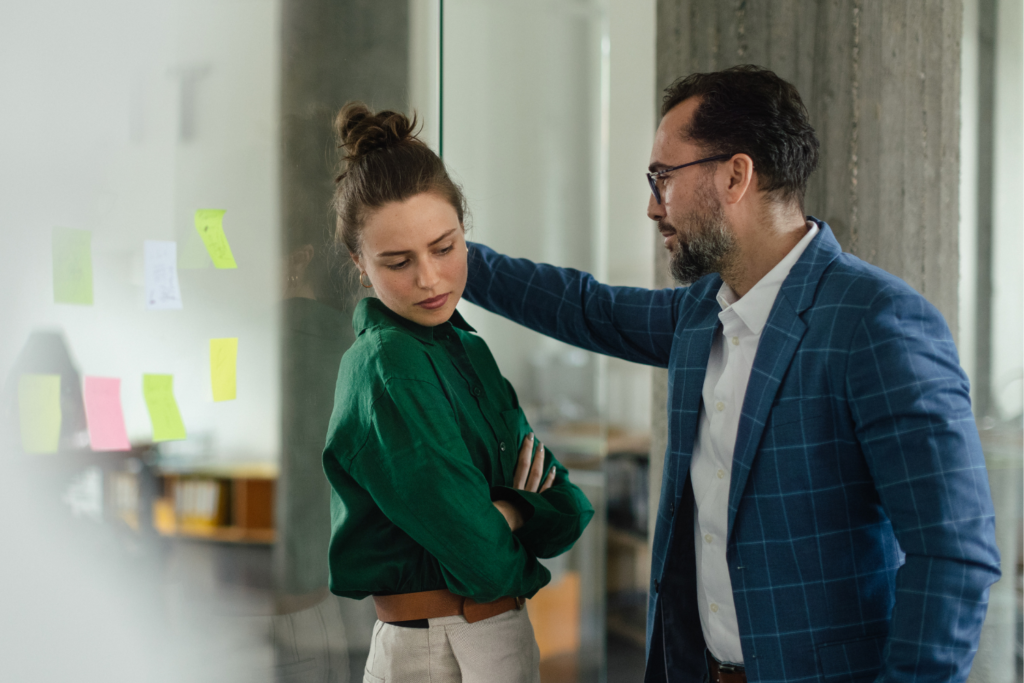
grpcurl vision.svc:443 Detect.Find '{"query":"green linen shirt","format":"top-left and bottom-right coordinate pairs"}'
top-left (323, 297), bottom-right (594, 603)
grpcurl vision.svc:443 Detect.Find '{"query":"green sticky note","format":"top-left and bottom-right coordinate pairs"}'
top-left (194, 209), bottom-right (237, 269)
top-left (18, 374), bottom-right (62, 454)
top-left (210, 337), bottom-right (238, 402)
top-left (53, 227), bottom-right (94, 305)
top-left (143, 374), bottom-right (187, 442)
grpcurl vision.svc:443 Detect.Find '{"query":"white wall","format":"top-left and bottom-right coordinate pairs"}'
top-left (604, 0), bottom-right (656, 432)
top-left (0, 0), bottom-right (281, 460)
top-left (989, 0), bottom-right (1023, 420)
top-left (442, 0), bottom-right (656, 432)
top-left (959, 0), bottom-right (1023, 422)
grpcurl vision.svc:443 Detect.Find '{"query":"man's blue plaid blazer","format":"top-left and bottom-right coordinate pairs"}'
top-left (464, 219), bottom-right (1000, 683)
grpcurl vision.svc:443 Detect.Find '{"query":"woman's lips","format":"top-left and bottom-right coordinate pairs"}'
top-left (417, 293), bottom-right (449, 310)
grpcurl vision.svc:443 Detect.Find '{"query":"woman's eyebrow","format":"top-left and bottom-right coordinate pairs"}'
top-left (428, 228), bottom-right (457, 246)
top-left (376, 229), bottom-right (457, 258)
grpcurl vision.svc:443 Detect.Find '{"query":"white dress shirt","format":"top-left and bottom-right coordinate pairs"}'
top-left (690, 222), bottom-right (819, 665)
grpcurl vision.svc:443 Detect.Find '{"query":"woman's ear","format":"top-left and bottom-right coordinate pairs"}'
top-left (349, 252), bottom-right (362, 271)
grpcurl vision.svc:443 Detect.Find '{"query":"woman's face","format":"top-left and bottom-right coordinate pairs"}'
top-left (354, 192), bottom-right (468, 327)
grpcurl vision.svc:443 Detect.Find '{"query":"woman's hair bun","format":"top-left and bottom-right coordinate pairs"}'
top-left (335, 102), bottom-right (419, 165)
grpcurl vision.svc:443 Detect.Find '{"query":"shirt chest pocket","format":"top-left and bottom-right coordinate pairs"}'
top-left (500, 408), bottom-right (529, 449)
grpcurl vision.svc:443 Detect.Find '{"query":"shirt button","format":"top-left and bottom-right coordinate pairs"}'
top-left (499, 442), bottom-right (506, 452)
top-left (472, 386), bottom-right (483, 396)
top-left (717, 469), bottom-right (725, 479)
top-left (715, 401), bottom-right (725, 412)
top-left (704, 534), bottom-right (713, 544)
top-left (731, 336), bottom-right (740, 346)
top-left (710, 603), bottom-right (719, 613)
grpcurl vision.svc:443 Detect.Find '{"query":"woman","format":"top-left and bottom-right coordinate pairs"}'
top-left (322, 103), bottom-right (594, 683)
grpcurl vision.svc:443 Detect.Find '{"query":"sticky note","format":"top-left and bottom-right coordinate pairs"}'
top-left (144, 241), bottom-right (183, 310)
top-left (210, 338), bottom-right (238, 402)
top-left (83, 377), bottom-right (131, 451)
top-left (53, 227), bottom-right (94, 305)
top-left (18, 374), bottom-right (62, 454)
top-left (142, 374), bottom-right (186, 442)
top-left (194, 209), bottom-right (237, 269)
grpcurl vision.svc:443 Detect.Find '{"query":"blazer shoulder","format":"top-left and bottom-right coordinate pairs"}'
top-left (817, 252), bottom-right (936, 309)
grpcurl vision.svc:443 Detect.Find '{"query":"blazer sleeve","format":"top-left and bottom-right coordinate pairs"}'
top-left (465, 242), bottom-right (682, 368)
top-left (347, 377), bottom-right (551, 603)
top-left (846, 291), bottom-right (1001, 683)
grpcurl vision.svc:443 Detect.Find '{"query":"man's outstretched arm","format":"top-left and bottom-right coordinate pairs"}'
top-left (465, 242), bottom-right (683, 367)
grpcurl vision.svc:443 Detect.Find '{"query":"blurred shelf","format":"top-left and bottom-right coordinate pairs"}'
top-left (607, 527), bottom-right (648, 551)
top-left (156, 524), bottom-right (275, 545)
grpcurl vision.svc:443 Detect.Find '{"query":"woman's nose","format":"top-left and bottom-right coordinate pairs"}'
top-left (416, 260), bottom-right (440, 289)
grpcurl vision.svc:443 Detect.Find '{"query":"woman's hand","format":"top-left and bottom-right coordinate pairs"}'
top-left (512, 433), bottom-right (556, 493)
top-left (492, 434), bottom-right (556, 532)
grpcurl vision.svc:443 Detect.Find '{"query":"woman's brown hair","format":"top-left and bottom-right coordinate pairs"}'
top-left (331, 103), bottom-right (467, 256)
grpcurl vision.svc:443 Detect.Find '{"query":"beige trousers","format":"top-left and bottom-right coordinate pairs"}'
top-left (363, 607), bottom-right (541, 683)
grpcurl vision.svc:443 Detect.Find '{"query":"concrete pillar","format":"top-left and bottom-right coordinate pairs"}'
top-left (279, 0), bottom-right (409, 309)
top-left (648, 0), bottom-right (963, 571)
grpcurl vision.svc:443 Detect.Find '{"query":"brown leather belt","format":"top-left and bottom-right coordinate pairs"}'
top-left (372, 588), bottom-right (525, 624)
top-left (707, 650), bottom-right (746, 683)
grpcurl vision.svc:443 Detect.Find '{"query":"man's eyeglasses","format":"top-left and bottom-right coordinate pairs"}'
top-left (646, 154), bottom-right (732, 205)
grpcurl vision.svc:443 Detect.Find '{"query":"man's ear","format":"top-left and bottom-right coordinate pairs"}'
top-left (719, 153), bottom-right (755, 205)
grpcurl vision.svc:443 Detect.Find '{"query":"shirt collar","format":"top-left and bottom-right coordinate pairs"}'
top-left (715, 221), bottom-right (820, 335)
top-left (352, 297), bottom-right (476, 345)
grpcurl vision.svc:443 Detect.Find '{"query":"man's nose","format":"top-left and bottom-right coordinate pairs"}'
top-left (647, 191), bottom-right (665, 221)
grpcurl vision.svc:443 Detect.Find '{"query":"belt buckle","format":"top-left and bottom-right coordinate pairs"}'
top-left (718, 662), bottom-right (743, 675)
top-left (514, 596), bottom-right (525, 610)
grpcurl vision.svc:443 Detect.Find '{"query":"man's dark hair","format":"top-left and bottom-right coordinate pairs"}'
top-left (662, 65), bottom-right (819, 207)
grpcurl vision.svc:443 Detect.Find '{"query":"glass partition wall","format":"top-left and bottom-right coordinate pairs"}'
top-left (441, 2), bottom-right (612, 680)
top-left (0, 1), bottom-right (635, 681)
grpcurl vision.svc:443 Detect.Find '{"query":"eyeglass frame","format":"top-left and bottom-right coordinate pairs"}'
top-left (646, 153), bottom-right (734, 205)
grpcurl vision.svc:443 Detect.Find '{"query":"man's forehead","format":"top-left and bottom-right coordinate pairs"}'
top-left (650, 100), bottom-right (699, 165)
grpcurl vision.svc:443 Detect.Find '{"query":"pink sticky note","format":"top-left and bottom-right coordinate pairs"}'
top-left (83, 376), bottom-right (131, 451)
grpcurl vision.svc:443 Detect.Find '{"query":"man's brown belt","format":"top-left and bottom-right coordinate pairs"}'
top-left (706, 650), bottom-right (747, 683)
top-left (372, 588), bottom-right (524, 624)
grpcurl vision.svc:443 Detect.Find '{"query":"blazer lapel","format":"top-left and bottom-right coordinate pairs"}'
top-left (726, 219), bottom-right (843, 539)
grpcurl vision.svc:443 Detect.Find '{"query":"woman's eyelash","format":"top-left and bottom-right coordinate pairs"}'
top-left (385, 261), bottom-right (408, 270)
top-left (437, 245), bottom-right (454, 255)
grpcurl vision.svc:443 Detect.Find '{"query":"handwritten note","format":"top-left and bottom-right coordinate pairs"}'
top-left (52, 227), bottom-right (94, 305)
top-left (144, 240), bottom-right (183, 309)
top-left (18, 374), bottom-right (62, 454)
top-left (142, 374), bottom-right (187, 442)
top-left (194, 209), bottom-right (237, 269)
top-left (210, 338), bottom-right (238, 402)
top-left (83, 377), bottom-right (131, 451)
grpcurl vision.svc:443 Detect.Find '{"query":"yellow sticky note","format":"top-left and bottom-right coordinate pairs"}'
top-left (18, 374), bottom-right (62, 454)
top-left (210, 337), bottom-right (238, 402)
top-left (194, 209), bottom-right (237, 269)
top-left (53, 227), bottom-right (94, 305)
top-left (143, 374), bottom-right (187, 442)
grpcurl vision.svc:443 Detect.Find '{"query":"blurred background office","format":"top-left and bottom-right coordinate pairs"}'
top-left (0, 1), bottom-right (1019, 682)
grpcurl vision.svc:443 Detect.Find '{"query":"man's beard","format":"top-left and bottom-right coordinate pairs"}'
top-left (666, 182), bottom-right (736, 286)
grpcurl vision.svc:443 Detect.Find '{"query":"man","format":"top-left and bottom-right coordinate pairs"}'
top-left (463, 66), bottom-right (1000, 683)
